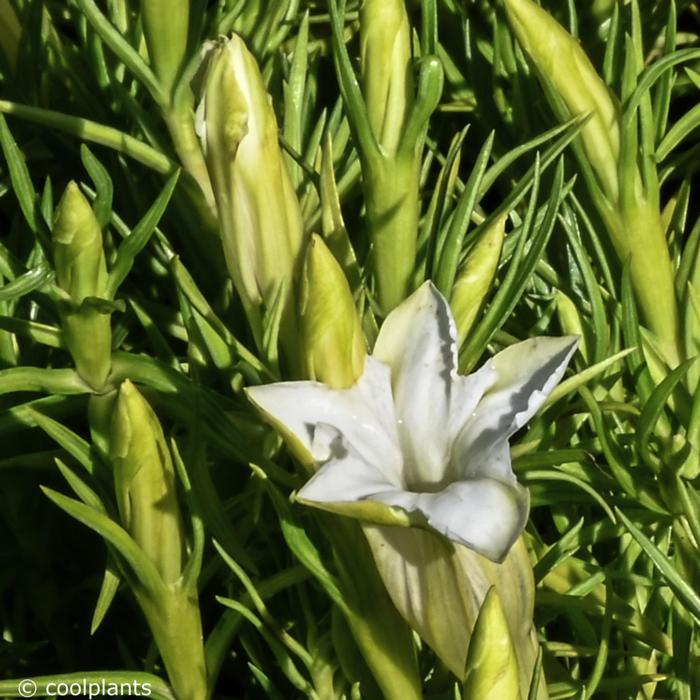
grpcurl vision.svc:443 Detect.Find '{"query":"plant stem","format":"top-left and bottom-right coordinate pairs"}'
top-left (364, 155), bottom-right (420, 315)
top-left (138, 586), bottom-right (209, 700)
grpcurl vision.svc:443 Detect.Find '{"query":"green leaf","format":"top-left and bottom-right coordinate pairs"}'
top-left (127, 297), bottom-right (180, 370)
top-left (326, 0), bottom-right (381, 164)
top-left (253, 465), bottom-right (347, 613)
top-left (434, 132), bottom-right (494, 296)
top-left (399, 55), bottom-right (444, 156)
top-left (653, 1), bottom-right (677, 145)
top-left (545, 348), bottom-right (634, 407)
top-left (283, 11), bottom-right (309, 190)
top-left (80, 145), bottom-right (113, 229)
top-left (107, 170), bottom-right (179, 298)
top-left (521, 471), bottom-right (615, 523)
top-left (0, 114), bottom-right (48, 244)
top-left (75, 0), bottom-right (166, 105)
top-left (533, 518), bottom-right (585, 583)
top-left (0, 263), bottom-right (54, 302)
top-left (29, 409), bottom-right (94, 474)
top-left (54, 457), bottom-right (106, 512)
top-left (216, 596), bottom-right (313, 693)
top-left (624, 47), bottom-right (700, 131)
top-left (620, 260), bottom-right (654, 402)
top-left (169, 437), bottom-right (206, 590)
top-left (578, 387), bottom-right (638, 500)
top-left (91, 557), bottom-right (122, 634)
top-left (636, 358), bottom-right (696, 472)
top-left (616, 507), bottom-right (700, 624)
top-left (0, 315), bottom-right (62, 347)
top-left (0, 366), bottom-right (90, 396)
top-left (0, 101), bottom-right (173, 174)
top-left (460, 158), bottom-right (566, 371)
top-left (41, 486), bottom-right (165, 596)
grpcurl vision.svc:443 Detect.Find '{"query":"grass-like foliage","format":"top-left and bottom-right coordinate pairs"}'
top-left (0, 1), bottom-right (699, 698)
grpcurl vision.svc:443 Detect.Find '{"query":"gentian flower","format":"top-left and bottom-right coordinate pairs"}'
top-left (248, 281), bottom-right (577, 562)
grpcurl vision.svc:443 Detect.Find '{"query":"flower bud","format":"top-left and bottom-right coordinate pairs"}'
top-left (53, 182), bottom-right (108, 304)
top-left (52, 182), bottom-right (111, 390)
top-left (463, 587), bottom-right (521, 700)
top-left (504, 0), bottom-right (620, 202)
top-left (196, 35), bottom-right (306, 344)
top-left (300, 235), bottom-right (366, 389)
top-left (556, 290), bottom-right (588, 361)
top-left (451, 215), bottom-right (505, 346)
top-left (505, 0), bottom-right (680, 367)
top-left (141, 0), bottom-right (189, 98)
top-left (360, 0), bottom-right (413, 155)
top-left (110, 381), bottom-right (184, 585)
top-left (365, 528), bottom-right (543, 696)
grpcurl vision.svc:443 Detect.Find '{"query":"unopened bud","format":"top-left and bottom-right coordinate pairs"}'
top-left (141, 0), bottom-right (190, 98)
top-left (52, 182), bottom-right (111, 390)
top-left (300, 235), bottom-right (366, 389)
top-left (53, 182), bottom-right (108, 303)
top-left (110, 381), bottom-right (184, 585)
top-left (196, 35), bottom-right (306, 340)
top-left (360, 0), bottom-right (413, 155)
top-left (463, 587), bottom-right (521, 700)
top-left (451, 215), bottom-right (505, 346)
top-left (504, 0), bottom-right (620, 202)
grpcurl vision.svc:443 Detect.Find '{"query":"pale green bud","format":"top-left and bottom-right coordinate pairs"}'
top-left (451, 214), bottom-right (505, 346)
top-left (556, 291), bottom-right (588, 362)
top-left (52, 182), bottom-right (111, 390)
top-left (141, 0), bottom-right (190, 98)
top-left (360, 0), bottom-right (413, 155)
top-left (504, 0), bottom-right (620, 202)
top-left (463, 587), bottom-right (521, 700)
top-left (110, 381), bottom-right (184, 585)
top-left (196, 35), bottom-right (306, 335)
top-left (505, 0), bottom-right (680, 366)
top-left (300, 235), bottom-right (366, 389)
top-left (53, 182), bottom-right (108, 303)
top-left (365, 529), bottom-right (545, 697)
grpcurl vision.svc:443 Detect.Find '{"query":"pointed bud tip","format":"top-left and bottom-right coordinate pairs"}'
top-left (53, 181), bottom-right (95, 245)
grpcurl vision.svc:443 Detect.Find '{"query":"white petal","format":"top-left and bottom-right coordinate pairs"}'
top-left (246, 357), bottom-right (401, 473)
top-left (454, 336), bottom-right (578, 479)
top-left (297, 431), bottom-right (412, 526)
top-left (375, 477), bottom-right (529, 562)
top-left (373, 282), bottom-right (467, 488)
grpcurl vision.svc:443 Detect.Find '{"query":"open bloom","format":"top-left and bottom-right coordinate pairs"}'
top-left (248, 282), bottom-right (577, 561)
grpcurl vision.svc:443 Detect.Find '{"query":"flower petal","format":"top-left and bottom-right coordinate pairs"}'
top-left (300, 430), bottom-right (526, 562)
top-left (373, 281), bottom-right (472, 488)
top-left (246, 357), bottom-right (401, 473)
top-left (455, 335), bottom-right (578, 480)
top-left (297, 429), bottom-right (415, 527)
top-left (372, 476), bottom-right (529, 562)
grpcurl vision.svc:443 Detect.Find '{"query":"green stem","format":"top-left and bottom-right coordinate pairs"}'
top-left (364, 155), bottom-right (421, 315)
top-left (138, 586), bottom-right (209, 700)
top-left (0, 101), bottom-right (174, 174)
top-left (163, 106), bottom-right (216, 214)
top-left (605, 202), bottom-right (681, 367)
top-left (327, 519), bottom-right (422, 700)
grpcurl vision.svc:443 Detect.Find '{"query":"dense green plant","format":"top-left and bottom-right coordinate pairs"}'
top-left (0, 1), bottom-right (700, 699)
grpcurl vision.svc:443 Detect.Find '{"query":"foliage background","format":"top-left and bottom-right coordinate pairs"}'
top-left (1, 1), bottom-right (700, 698)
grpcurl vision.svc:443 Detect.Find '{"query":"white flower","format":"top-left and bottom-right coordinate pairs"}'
top-left (248, 281), bottom-right (577, 562)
